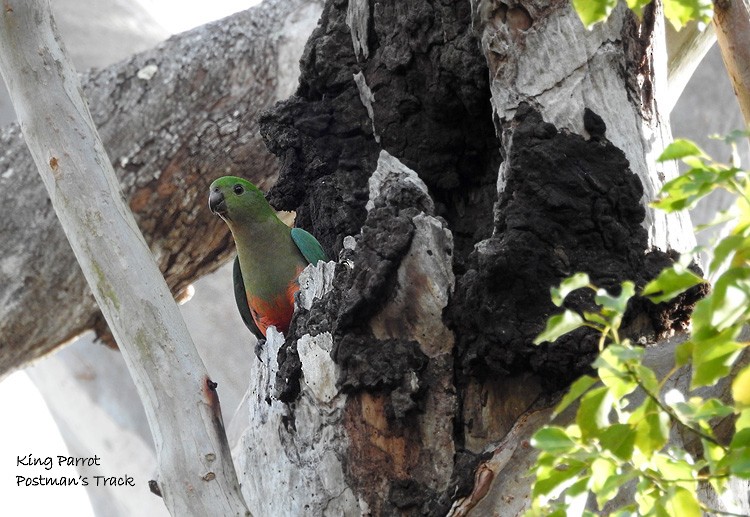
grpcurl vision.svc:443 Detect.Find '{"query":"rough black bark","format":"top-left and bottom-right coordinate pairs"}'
top-left (449, 105), bottom-right (706, 389)
top-left (257, 0), bottom-right (704, 513)
top-left (261, 0), bottom-right (499, 262)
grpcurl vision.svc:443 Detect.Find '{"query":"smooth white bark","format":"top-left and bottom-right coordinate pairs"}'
top-left (0, 1), bottom-right (248, 515)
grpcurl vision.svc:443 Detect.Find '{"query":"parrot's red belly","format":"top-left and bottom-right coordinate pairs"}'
top-left (247, 281), bottom-right (301, 336)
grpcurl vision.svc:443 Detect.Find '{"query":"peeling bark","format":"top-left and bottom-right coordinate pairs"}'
top-left (0, 0), bottom-right (323, 375)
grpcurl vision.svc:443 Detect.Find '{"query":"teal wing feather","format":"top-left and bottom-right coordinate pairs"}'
top-left (291, 227), bottom-right (328, 265)
top-left (233, 255), bottom-right (263, 340)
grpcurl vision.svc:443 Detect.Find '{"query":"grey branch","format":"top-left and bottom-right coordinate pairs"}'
top-left (0, 0), bottom-right (322, 376)
top-left (0, 1), bottom-right (254, 515)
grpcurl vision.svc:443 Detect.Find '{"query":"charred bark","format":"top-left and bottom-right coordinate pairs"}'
top-left (247, 0), bottom-right (703, 514)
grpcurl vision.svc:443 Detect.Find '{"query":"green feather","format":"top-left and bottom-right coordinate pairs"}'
top-left (232, 256), bottom-right (263, 339)
top-left (210, 176), bottom-right (329, 338)
top-left (291, 227), bottom-right (328, 265)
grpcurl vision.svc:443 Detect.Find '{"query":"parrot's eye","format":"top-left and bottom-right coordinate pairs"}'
top-left (233, 184), bottom-right (244, 195)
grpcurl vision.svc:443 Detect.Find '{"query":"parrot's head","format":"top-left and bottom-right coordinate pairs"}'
top-left (209, 176), bottom-right (272, 225)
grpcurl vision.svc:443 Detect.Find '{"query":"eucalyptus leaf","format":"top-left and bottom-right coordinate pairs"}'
top-left (551, 273), bottom-right (591, 307)
top-left (642, 265), bottom-right (703, 304)
top-left (553, 375), bottom-right (598, 417)
top-left (662, 487), bottom-right (701, 517)
top-left (733, 366), bottom-right (750, 408)
top-left (572, 0), bottom-right (616, 27)
top-left (598, 424), bottom-right (636, 460)
top-left (578, 386), bottom-right (614, 440)
top-left (657, 139), bottom-right (705, 162)
top-left (532, 427), bottom-right (577, 453)
top-left (534, 310), bottom-right (585, 344)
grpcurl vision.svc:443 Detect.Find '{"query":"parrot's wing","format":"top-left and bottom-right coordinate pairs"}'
top-left (233, 255), bottom-right (264, 340)
top-left (291, 227), bottom-right (328, 265)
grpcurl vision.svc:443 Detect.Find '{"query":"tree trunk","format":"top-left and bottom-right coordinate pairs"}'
top-left (227, 0), bottom-right (705, 515)
top-left (0, 1), bottom-right (249, 514)
top-left (0, 0), bottom-right (322, 376)
top-left (2, 0), bottom-right (738, 515)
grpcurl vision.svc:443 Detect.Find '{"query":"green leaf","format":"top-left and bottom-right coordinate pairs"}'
top-left (703, 437), bottom-right (727, 475)
top-left (531, 427), bottom-right (577, 453)
top-left (632, 399), bottom-right (670, 455)
top-left (609, 505), bottom-right (639, 517)
top-left (599, 423), bottom-right (636, 461)
top-left (674, 340), bottom-right (693, 367)
top-left (636, 411), bottom-right (670, 456)
top-left (733, 365), bottom-right (750, 408)
top-left (662, 486), bottom-right (701, 517)
top-left (653, 453), bottom-right (698, 487)
top-left (736, 409), bottom-right (750, 434)
top-left (633, 363), bottom-right (660, 394)
top-left (625, 0), bottom-right (653, 16)
top-left (706, 270), bottom-right (750, 331)
top-left (732, 429), bottom-right (750, 450)
top-left (727, 447), bottom-right (750, 479)
top-left (578, 386), bottom-right (614, 440)
top-left (553, 375), bottom-right (599, 417)
top-left (682, 156), bottom-right (707, 169)
top-left (657, 139), bottom-right (705, 162)
top-left (598, 368), bottom-right (637, 401)
top-left (595, 345), bottom-right (638, 399)
top-left (715, 422), bottom-right (750, 478)
top-left (634, 477), bottom-right (660, 515)
top-left (675, 397), bottom-right (734, 422)
top-left (691, 334), bottom-right (742, 388)
top-left (663, 0), bottom-right (712, 30)
top-left (534, 310), bottom-right (585, 344)
top-left (595, 471), bottom-right (637, 510)
top-left (597, 342), bottom-right (644, 363)
top-left (709, 233), bottom-right (750, 275)
top-left (565, 476), bottom-right (591, 517)
top-left (590, 457), bottom-right (615, 493)
top-left (572, 0), bottom-right (617, 27)
top-left (715, 129), bottom-right (750, 145)
top-left (551, 273), bottom-right (591, 307)
top-left (595, 282), bottom-right (635, 317)
top-left (694, 209), bottom-right (735, 233)
top-left (583, 311), bottom-right (610, 327)
top-left (652, 166), bottom-right (737, 212)
top-left (532, 459), bottom-right (588, 499)
top-left (641, 264), bottom-right (703, 304)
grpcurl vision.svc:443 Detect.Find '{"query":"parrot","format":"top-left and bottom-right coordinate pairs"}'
top-left (208, 176), bottom-right (327, 339)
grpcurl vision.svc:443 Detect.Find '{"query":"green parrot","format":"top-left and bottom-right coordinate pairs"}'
top-left (208, 176), bottom-right (327, 339)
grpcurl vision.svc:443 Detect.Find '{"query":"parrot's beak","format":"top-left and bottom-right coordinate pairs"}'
top-left (209, 189), bottom-right (228, 218)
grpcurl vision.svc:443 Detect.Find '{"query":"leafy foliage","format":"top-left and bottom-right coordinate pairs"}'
top-left (527, 137), bottom-right (750, 515)
top-left (573, 0), bottom-right (711, 30)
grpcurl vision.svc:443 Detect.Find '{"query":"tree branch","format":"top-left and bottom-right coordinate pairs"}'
top-left (713, 0), bottom-right (750, 127)
top-left (665, 20), bottom-right (716, 111)
top-left (0, 0), bottom-right (322, 376)
top-left (0, 0), bottom-right (250, 514)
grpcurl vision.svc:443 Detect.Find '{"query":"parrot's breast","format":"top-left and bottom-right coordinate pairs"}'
top-left (247, 270), bottom-right (304, 336)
